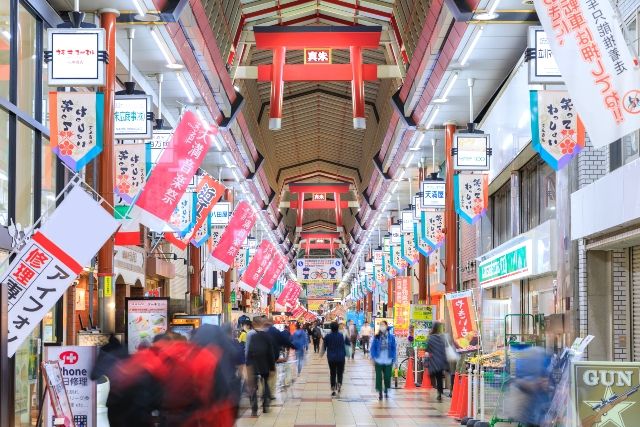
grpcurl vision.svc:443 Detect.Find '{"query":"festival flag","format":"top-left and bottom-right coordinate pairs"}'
top-left (257, 254), bottom-right (286, 293)
top-left (400, 232), bottom-right (419, 265)
top-left (420, 210), bottom-right (445, 249)
top-left (238, 240), bottom-right (277, 292)
top-left (114, 143), bottom-right (147, 204)
top-left (190, 213), bottom-right (211, 248)
top-left (413, 222), bottom-right (433, 257)
top-left (275, 280), bottom-right (298, 311)
top-left (210, 201), bottom-right (257, 272)
top-left (454, 173), bottom-right (489, 224)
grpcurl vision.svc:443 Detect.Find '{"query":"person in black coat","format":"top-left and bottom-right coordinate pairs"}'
top-left (426, 321), bottom-right (448, 401)
top-left (320, 321), bottom-right (351, 396)
top-left (246, 317), bottom-right (275, 416)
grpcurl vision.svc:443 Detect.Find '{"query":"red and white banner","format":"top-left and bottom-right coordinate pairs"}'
top-left (286, 283), bottom-right (302, 309)
top-left (210, 201), bottom-right (257, 272)
top-left (275, 280), bottom-right (300, 311)
top-left (238, 240), bottom-right (276, 292)
top-left (131, 111), bottom-right (216, 231)
top-left (191, 172), bottom-right (225, 235)
top-left (291, 305), bottom-right (306, 319)
top-left (445, 290), bottom-right (480, 353)
top-left (257, 254), bottom-right (286, 293)
top-left (3, 186), bottom-right (119, 356)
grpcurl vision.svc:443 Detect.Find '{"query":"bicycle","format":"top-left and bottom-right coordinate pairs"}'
top-left (395, 352), bottom-right (426, 387)
top-left (310, 271), bottom-right (329, 280)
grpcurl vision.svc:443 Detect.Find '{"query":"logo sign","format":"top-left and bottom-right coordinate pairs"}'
top-left (478, 240), bottom-right (532, 288)
top-left (534, 0), bottom-right (640, 148)
top-left (296, 258), bottom-right (342, 283)
top-left (528, 26), bottom-right (562, 84)
top-left (210, 202), bottom-right (231, 224)
top-left (114, 95), bottom-right (153, 140)
top-left (453, 134), bottom-right (490, 170)
top-left (304, 48), bottom-right (331, 64)
top-left (401, 210), bottom-right (414, 233)
top-left (312, 193), bottom-right (326, 201)
top-left (421, 180), bottom-right (445, 208)
top-left (445, 290), bottom-right (479, 352)
top-left (572, 362), bottom-right (640, 427)
top-left (47, 28), bottom-right (105, 86)
top-left (103, 275), bottom-right (113, 297)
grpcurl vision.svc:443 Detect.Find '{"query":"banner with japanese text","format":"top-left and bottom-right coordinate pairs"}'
top-left (286, 283), bottom-right (302, 309)
top-left (413, 222), bottom-right (434, 257)
top-left (373, 264), bottom-right (386, 286)
top-left (291, 305), bottom-right (306, 319)
top-left (167, 192), bottom-right (196, 237)
top-left (401, 233), bottom-right (419, 265)
top-left (533, 0), bottom-right (640, 147)
top-left (131, 111), bottom-right (215, 230)
top-left (239, 240), bottom-right (276, 292)
top-left (445, 290), bottom-right (480, 353)
top-left (390, 244), bottom-right (408, 273)
top-left (454, 173), bottom-right (489, 224)
top-left (530, 90), bottom-right (585, 170)
top-left (3, 185), bottom-right (119, 356)
top-left (257, 255), bottom-right (286, 293)
top-left (210, 201), bottom-right (257, 272)
top-left (382, 255), bottom-right (397, 279)
top-left (191, 172), bottom-right (225, 236)
top-left (372, 250), bottom-right (383, 266)
top-left (190, 213), bottom-right (211, 248)
top-left (420, 210), bottom-right (445, 249)
top-left (49, 92), bottom-right (104, 172)
top-left (275, 280), bottom-right (299, 311)
top-left (114, 143), bottom-right (147, 204)
top-left (234, 246), bottom-right (249, 274)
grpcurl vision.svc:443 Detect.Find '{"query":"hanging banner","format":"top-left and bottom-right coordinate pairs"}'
top-left (192, 173), bottom-right (226, 228)
top-left (382, 255), bottom-right (397, 279)
top-left (454, 173), bottom-right (489, 224)
top-left (530, 90), bottom-right (585, 170)
top-left (275, 280), bottom-right (298, 311)
top-left (210, 200), bottom-right (257, 272)
top-left (291, 305), bottom-right (306, 319)
top-left (190, 213), bottom-right (211, 248)
top-left (413, 223), bottom-right (433, 257)
top-left (401, 233), bottom-right (420, 265)
top-left (296, 258), bottom-right (342, 283)
top-left (131, 111), bottom-right (215, 231)
top-left (257, 255), bottom-right (286, 293)
top-left (420, 210), bottom-right (445, 249)
top-left (389, 244), bottom-right (408, 273)
top-left (238, 240), bottom-right (276, 292)
top-left (373, 264), bottom-right (386, 286)
top-left (3, 186), bottom-right (119, 357)
top-left (234, 246), bottom-right (249, 273)
top-left (395, 276), bottom-right (411, 305)
top-left (286, 283), bottom-right (302, 309)
top-left (49, 92), bottom-right (104, 172)
top-left (445, 290), bottom-right (480, 353)
top-left (533, 0), bottom-right (640, 148)
top-left (114, 143), bottom-right (147, 205)
top-left (373, 250), bottom-right (384, 266)
top-left (167, 191), bottom-right (195, 237)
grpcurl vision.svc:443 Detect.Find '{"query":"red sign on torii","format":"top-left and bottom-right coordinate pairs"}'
top-left (254, 26), bottom-right (382, 130)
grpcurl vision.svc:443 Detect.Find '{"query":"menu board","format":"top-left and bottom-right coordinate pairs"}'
top-left (126, 298), bottom-right (169, 353)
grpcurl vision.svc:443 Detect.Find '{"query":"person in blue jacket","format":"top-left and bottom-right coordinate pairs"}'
top-left (320, 321), bottom-right (351, 396)
top-left (370, 320), bottom-right (397, 400)
top-left (291, 322), bottom-right (308, 375)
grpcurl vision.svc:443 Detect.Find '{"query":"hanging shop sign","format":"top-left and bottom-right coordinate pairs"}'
top-left (296, 258), bottom-right (342, 283)
top-left (275, 280), bottom-right (298, 311)
top-left (445, 290), bottom-right (479, 352)
top-left (401, 210), bottom-right (414, 233)
top-left (420, 210), bottom-right (445, 249)
top-left (210, 202), bottom-right (231, 224)
top-left (190, 214), bottom-right (211, 248)
top-left (131, 111), bottom-right (215, 231)
top-left (390, 224), bottom-right (401, 244)
top-left (239, 240), bottom-right (277, 292)
top-left (373, 264), bottom-right (386, 286)
top-left (114, 95), bottom-right (153, 140)
top-left (534, 0), bottom-right (640, 148)
top-left (304, 48), bottom-right (332, 64)
top-left (257, 255), bottom-right (286, 293)
top-left (389, 244), bottom-right (407, 272)
top-left (453, 133), bottom-right (491, 171)
top-left (527, 26), bottom-right (562, 84)
top-left (149, 130), bottom-right (173, 164)
top-left (46, 28), bottom-right (106, 86)
top-left (413, 195), bottom-right (425, 220)
top-left (306, 283), bottom-right (335, 298)
top-left (421, 180), bottom-right (446, 208)
top-left (454, 173), bottom-right (489, 224)
top-left (210, 201), bottom-right (257, 271)
top-left (41, 361), bottom-right (74, 427)
top-left (373, 250), bottom-right (384, 266)
top-left (365, 261), bottom-right (374, 274)
top-left (382, 254), bottom-right (397, 279)
top-left (413, 222), bottom-right (433, 257)
top-left (410, 305), bottom-right (435, 346)
top-left (571, 362), bottom-right (640, 427)
top-left (530, 90), bottom-right (585, 170)
top-left (44, 346), bottom-right (97, 427)
top-left (126, 297), bottom-right (168, 354)
top-left (478, 240), bottom-right (532, 288)
top-left (49, 92), bottom-right (104, 172)
top-left (3, 185), bottom-right (119, 357)
top-left (114, 143), bottom-right (147, 205)
top-left (400, 233), bottom-right (419, 266)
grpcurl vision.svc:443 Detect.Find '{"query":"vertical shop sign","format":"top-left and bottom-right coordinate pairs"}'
top-left (2, 186), bottom-right (119, 357)
top-left (527, 26), bottom-right (562, 84)
top-left (373, 264), bottom-right (386, 286)
top-left (394, 276), bottom-right (411, 305)
top-left (44, 346), bottom-right (96, 427)
top-left (103, 275), bottom-right (113, 297)
top-left (454, 173), bottom-right (489, 224)
top-left (257, 255), bottom-right (286, 293)
top-left (114, 143), bottom-right (147, 204)
top-left (453, 134), bottom-right (490, 171)
top-left (238, 240), bottom-right (276, 292)
top-left (49, 92), bottom-right (104, 172)
top-left (210, 201), bottom-right (257, 271)
top-left (401, 210), bottom-right (414, 233)
top-left (420, 210), bottom-right (445, 249)
top-left (530, 90), bottom-right (585, 170)
top-left (131, 111), bottom-right (215, 230)
top-left (445, 290), bottom-right (479, 352)
top-left (533, 0), bottom-right (640, 147)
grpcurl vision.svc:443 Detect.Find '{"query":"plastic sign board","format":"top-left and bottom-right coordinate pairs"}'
top-left (421, 180), bottom-right (445, 208)
top-left (47, 28), bottom-right (105, 86)
top-left (445, 290), bottom-right (479, 352)
top-left (114, 95), bottom-right (153, 140)
top-left (304, 48), bottom-right (331, 64)
top-left (413, 195), bottom-right (424, 220)
top-left (453, 133), bottom-right (490, 170)
top-left (528, 26), bottom-right (562, 84)
top-left (126, 298), bottom-right (168, 353)
top-left (296, 258), bottom-right (342, 283)
top-left (103, 275), bottom-right (113, 297)
top-left (478, 240), bottom-right (532, 288)
top-left (401, 210), bottom-right (414, 233)
top-left (210, 202), bottom-right (231, 224)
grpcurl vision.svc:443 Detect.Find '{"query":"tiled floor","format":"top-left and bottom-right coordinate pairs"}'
top-left (236, 349), bottom-right (460, 427)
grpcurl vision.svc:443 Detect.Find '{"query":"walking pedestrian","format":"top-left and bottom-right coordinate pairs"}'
top-left (348, 320), bottom-right (358, 360)
top-left (246, 316), bottom-right (275, 416)
top-left (360, 321), bottom-right (372, 356)
top-left (312, 322), bottom-right (322, 353)
top-left (426, 321), bottom-right (448, 401)
top-left (292, 322), bottom-right (308, 375)
top-left (370, 320), bottom-right (397, 400)
top-left (320, 321), bottom-right (350, 397)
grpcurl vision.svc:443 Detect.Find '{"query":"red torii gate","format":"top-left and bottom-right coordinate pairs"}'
top-left (299, 231), bottom-right (342, 256)
top-left (288, 182), bottom-right (350, 232)
top-left (254, 26), bottom-right (382, 130)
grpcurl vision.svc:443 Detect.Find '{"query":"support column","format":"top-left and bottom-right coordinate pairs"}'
top-left (350, 46), bottom-right (365, 129)
top-left (296, 194), bottom-right (304, 231)
top-left (356, 299), bottom-right (361, 312)
top-left (269, 46), bottom-right (286, 130)
top-left (98, 9), bottom-right (119, 332)
top-left (190, 246), bottom-right (201, 313)
top-left (223, 269), bottom-right (232, 322)
top-left (444, 122), bottom-right (458, 293)
top-left (334, 192), bottom-right (343, 232)
top-left (418, 253), bottom-right (427, 303)
top-left (387, 279), bottom-right (394, 310)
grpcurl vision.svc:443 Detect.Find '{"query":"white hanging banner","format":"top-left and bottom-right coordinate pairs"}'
top-left (534, 0), bottom-right (640, 147)
top-left (3, 185), bottom-right (119, 357)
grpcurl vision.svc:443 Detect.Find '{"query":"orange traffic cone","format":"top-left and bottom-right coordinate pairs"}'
top-left (447, 373), bottom-right (460, 417)
top-left (455, 374), bottom-right (469, 419)
top-left (404, 357), bottom-right (416, 389)
top-left (422, 365), bottom-right (432, 390)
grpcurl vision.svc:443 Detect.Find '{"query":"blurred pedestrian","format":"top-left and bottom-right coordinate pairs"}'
top-left (292, 322), bottom-right (308, 375)
top-left (426, 322), bottom-right (448, 401)
top-left (360, 321), bottom-right (372, 356)
top-left (371, 320), bottom-right (397, 400)
top-left (348, 320), bottom-right (358, 360)
top-left (312, 322), bottom-right (322, 353)
top-left (320, 321), bottom-right (351, 396)
top-left (246, 316), bottom-right (275, 416)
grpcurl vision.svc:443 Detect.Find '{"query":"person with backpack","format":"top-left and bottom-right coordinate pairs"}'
top-left (320, 321), bottom-right (351, 396)
top-left (370, 320), bottom-right (397, 400)
top-left (292, 322), bottom-right (308, 375)
top-left (311, 322), bottom-right (322, 353)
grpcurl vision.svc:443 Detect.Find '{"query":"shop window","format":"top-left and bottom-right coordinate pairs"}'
top-left (0, 1), bottom-right (8, 101)
top-left (15, 121), bottom-right (34, 226)
top-left (0, 108), bottom-right (8, 225)
top-left (17, 4), bottom-right (37, 117)
top-left (41, 136), bottom-right (56, 215)
top-left (491, 181), bottom-right (511, 248)
top-left (520, 157), bottom-right (556, 232)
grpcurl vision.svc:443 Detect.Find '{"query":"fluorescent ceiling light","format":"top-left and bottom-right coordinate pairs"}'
top-left (460, 27), bottom-right (484, 66)
top-left (223, 153), bottom-right (234, 168)
top-left (432, 72), bottom-right (459, 103)
top-left (176, 72), bottom-right (194, 103)
top-left (425, 106), bottom-right (440, 129)
top-left (149, 27), bottom-right (174, 66)
top-left (410, 132), bottom-right (426, 151)
top-left (131, 0), bottom-right (145, 16)
top-left (404, 153), bottom-right (415, 168)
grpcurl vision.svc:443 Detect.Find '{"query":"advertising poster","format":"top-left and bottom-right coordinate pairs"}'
top-left (394, 276), bottom-right (412, 338)
top-left (306, 283), bottom-right (335, 298)
top-left (445, 290), bottom-right (479, 352)
top-left (374, 317), bottom-right (393, 335)
top-left (572, 362), bottom-right (640, 427)
top-left (410, 305), bottom-right (435, 347)
top-left (307, 299), bottom-right (326, 312)
top-left (296, 258), bottom-right (342, 283)
top-left (45, 346), bottom-right (97, 427)
top-left (126, 298), bottom-right (169, 353)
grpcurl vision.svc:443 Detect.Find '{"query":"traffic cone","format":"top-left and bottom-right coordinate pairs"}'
top-left (422, 365), bottom-right (432, 390)
top-left (455, 374), bottom-right (469, 419)
top-left (404, 357), bottom-right (416, 389)
top-left (447, 373), bottom-right (460, 417)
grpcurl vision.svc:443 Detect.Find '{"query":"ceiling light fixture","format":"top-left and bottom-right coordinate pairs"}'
top-left (460, 27), bottom-right (484, 66)
top-left (475, 0), bottom-right (501, 20)
top-left (131, 0), bottom-right (145, 17)
top-left (176, 72), bottom-right (194, 103)
top-left (410, 131), bottom-right (426, 151)
top-left (150, 27), bottom-right (174, 66)
top-left (404, 153), bottom-right (415, 168)
top-left (432, 72), bottom-right (459, 103)
top-left (425, 106), bottom-right (440, 130)
top-left (232, 169), bottom-right (241, 183)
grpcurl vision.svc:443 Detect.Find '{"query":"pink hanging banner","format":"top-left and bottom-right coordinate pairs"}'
top-left (210, 200), bottom-right (257, 272)
top-left (286, 283), bottom-right (302, 309)
top-left (238, 240), bottom-right (276, 292)
top-left (275, 280), bottom-right (298, 311)
top-left (291, 305), bottom-right (306, 319)
top-left (257, 254), bottom-right (286, 293)
top-left (131, 111), bottom-right (216, 231)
